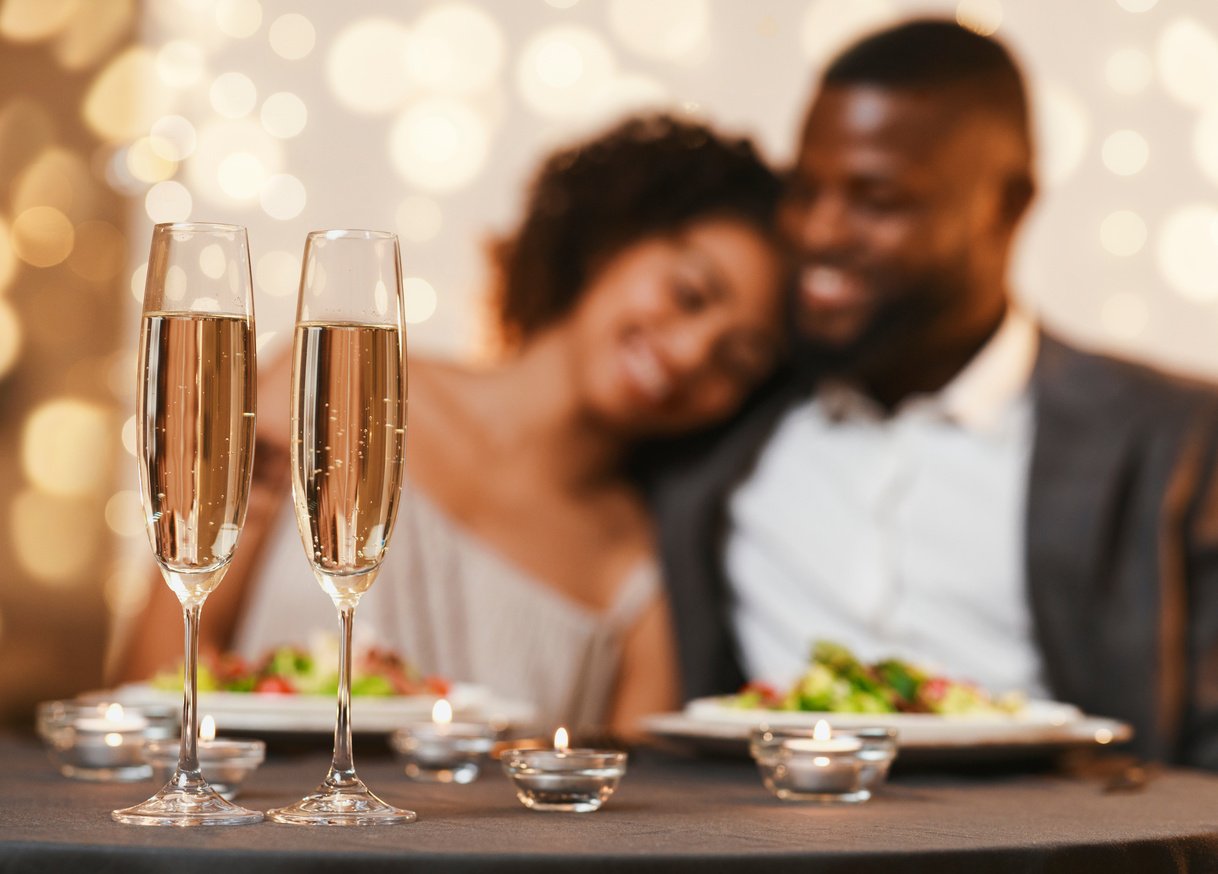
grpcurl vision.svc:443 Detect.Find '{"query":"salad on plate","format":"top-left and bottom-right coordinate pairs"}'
top-left (730, 641), bottom-right (1024, 716)
top-left (116, 637), bottom-right (537, 733)
top-left (150, 637), bottom-right (449, 698)
top-left (641, 642), bottom-right (1128, 752)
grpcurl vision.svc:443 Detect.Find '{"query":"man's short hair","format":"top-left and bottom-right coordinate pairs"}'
top-left (823, 19), bottom-right (1031, 152)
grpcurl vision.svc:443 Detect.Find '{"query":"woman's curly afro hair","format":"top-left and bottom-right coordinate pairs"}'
top-left (492, 113), bottom-right (782, 348)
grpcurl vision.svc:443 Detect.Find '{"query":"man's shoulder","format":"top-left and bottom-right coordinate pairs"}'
top-left (1037, 331), bottom-right (1218, 419)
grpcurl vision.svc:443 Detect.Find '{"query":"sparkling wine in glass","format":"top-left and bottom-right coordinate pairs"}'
top-left (268, 229), bottom-right (414, 825)
top-left (113, 223), bottom-right (262, 826)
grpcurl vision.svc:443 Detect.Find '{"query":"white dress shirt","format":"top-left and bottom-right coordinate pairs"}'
top-left (725, 309), bottom-right (1047, 696)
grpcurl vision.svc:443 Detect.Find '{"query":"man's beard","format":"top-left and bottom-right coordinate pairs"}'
top-left (787, 274), bottom-right (968, 394)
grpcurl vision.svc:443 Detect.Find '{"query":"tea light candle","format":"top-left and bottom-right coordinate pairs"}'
top-left (72, 704), bottom-right (150, 772)
top-left (142, 715), bottom-right (266, 800)
top-left (389, 699), bottom-right (496, 783)
top-left (785, 720), bottom-right (862, 754)
top-left (501, 727), bottom-right (628, 813)
top-left (33, 701), bottom-right (161, 781)
top-left (782, 721), bottom-right (862, 793)
top-left (76, 703), bottom-right (150, 735)
top-left (749, 721), bottom-right (871, 804)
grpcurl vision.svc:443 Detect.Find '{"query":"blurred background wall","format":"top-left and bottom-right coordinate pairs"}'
top-left (1, 0), bottom-right (1216, 724)
top-left (0, 1), bottom-right (136, 725)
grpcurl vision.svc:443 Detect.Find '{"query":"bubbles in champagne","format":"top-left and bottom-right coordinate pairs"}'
top-left (290, 321), bottom-right (405, 603)
top-left (138, 312), bottom-right (255, 598)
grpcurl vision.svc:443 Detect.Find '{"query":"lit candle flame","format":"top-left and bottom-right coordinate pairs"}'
top-left (554, 726), bottom-right (569, 751)
top-left (104, 703), bottom-right (124, 722)
top-left (813, 719), bottom-right (831, 741)
top-left (200, 714), bottom-right (216, 742)
top-left (432, 698), bottom-right (453, 725)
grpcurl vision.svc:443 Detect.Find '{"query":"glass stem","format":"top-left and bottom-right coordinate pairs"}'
top-left (327, 604), bottom-right (358, 786)
top-left (178, 601), bottom-right (203, 777)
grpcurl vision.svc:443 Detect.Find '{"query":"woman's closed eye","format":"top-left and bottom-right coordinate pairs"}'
top-left (670, 240), bottom-right (730, 315)
top-left (672, 275), bottom-right (711, 314)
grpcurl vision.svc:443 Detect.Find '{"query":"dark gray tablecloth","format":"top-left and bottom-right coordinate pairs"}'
top-left (3, 733), bottom-right (1218, 873)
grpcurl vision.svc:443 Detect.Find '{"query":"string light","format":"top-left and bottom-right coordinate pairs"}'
top-left (215, 0), bottom-right (262, 40)
top-left (1157, 18), bottom-right (1218, 110)
top-left (1099, 210), bottom-right (1147, 257)
top-left (0, 299), bottom-right (20, 379)
top-left (388, 98), bottom-right (490, 191)
top-left (404, 277), bottom-right (438, 324)
top-left (956, 0), bottom-right (1003, 36)
top-left (517, 25), bottom-right (616, 118)
top-left (1101, 130), bottom-right (1149, 176)
top-left (255, 250), bottom-right (300, 298)
top-left (11, 206), bottom-right (74, 268)
top-left (1035, 82), bottom-right (1090, 188)
top-left (607, 0), bottom-right (709, 63)
top-left (405, 3), bottom-right (504, 95)
top-left (268, 12), bottom-right (314, 60)
top-left (326, 18), bottom-right (413, 115)
top-left (260, 92), bottom-right (307, 139)
top-left (259, 173), bottom-right (307, 220)
top-left (1157, 205), bottom-right (1218, 303)
top-left (144, 180), bottom-right (192, 223)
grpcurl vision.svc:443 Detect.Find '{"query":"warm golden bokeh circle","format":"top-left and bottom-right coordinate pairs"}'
top-left (11, 206), bottom-right (75, 268)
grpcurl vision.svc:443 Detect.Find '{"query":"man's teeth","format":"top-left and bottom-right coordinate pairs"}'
top-left (803, 266), bottom-right (850, 300)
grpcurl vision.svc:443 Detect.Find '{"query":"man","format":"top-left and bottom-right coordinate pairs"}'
top-left (653, 20), bottom-right (1218, 767)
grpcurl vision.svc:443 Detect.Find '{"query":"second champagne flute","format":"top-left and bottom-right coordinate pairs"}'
top-left (268, 230), bottom-right (414, 825)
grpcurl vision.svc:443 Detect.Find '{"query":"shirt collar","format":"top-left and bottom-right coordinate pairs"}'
top-left (814, 306), bottom-right (1039, 435)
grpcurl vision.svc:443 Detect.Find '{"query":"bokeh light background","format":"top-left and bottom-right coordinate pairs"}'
top-left (1, 0), bottom-right (1216, 721)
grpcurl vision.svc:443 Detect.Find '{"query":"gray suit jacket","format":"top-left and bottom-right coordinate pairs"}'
top-left (650, 333), bottom-right (1218, 768)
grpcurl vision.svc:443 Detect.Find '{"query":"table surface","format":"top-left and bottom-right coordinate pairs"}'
top-left (4, 733), bottom-right (1218, 873)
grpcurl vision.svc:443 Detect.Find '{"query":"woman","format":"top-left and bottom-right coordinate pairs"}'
top-left (120, 114), bottom-right (787, 733)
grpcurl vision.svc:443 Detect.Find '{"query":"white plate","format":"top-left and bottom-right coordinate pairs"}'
top-left (642, 697), bottom-right (1132, 752)
top-left (110, 683), bottom-right (536, 734)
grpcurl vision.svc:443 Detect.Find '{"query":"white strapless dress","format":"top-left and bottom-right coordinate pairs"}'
top-left (233, 482), bottom-right (659, 729)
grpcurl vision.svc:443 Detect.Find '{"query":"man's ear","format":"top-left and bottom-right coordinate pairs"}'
top-left (1000, 171), bottom-right (1035, 228)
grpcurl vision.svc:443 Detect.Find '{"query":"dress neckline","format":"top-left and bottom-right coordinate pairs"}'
top-left (403, 483), bottom-right (659, 629)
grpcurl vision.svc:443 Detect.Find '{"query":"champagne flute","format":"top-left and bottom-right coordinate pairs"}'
top-left (114, 223), bottom-right (262, 826)
top-left (268, 230), bottom-right (414, 825)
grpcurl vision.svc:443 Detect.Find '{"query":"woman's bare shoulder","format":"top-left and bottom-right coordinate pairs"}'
top-left (406, 355), bottom-right (487, 421)
top-left (404, 356), bottom-right (492, 492)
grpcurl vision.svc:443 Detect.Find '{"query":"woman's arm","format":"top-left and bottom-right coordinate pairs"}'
top-left (607, 593), bottom-right (681, 738)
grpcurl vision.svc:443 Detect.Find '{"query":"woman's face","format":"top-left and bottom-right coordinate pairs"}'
top-left (567, 217), bottom-right (786, 436)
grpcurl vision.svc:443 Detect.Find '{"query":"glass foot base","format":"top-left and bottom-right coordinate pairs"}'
top-left (112, 776), bottom-right (263, 826)
top-left (268, 778), bottom-right (415, 826)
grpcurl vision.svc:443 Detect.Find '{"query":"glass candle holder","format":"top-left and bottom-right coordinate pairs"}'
top-left (36, 700), bottom-right (178, 782)
top-left (143, 738), bottom-right (266, 800)
top-left (390, 722), bottom-right (496, 784)
top-left (850, 727), bottom-right (899, 792)
top-left (501, 749), bottom-right (627, 813)
top-left (750, 725), bottom-right (881, 804)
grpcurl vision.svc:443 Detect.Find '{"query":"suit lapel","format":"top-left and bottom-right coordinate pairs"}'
top-left (654, 377), bottom-right (801, 699)
top-left (1026, 334), bottom-right (1167, 752)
